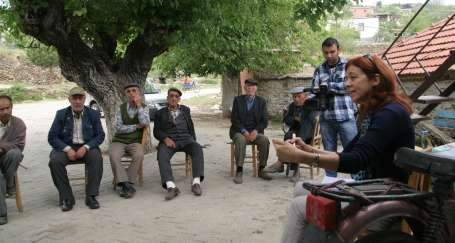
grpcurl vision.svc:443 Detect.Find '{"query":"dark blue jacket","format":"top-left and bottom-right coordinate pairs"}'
top-left (338, 102), bottom-right (414, 183)
top-left (48, 106), bottom-right (105, 151)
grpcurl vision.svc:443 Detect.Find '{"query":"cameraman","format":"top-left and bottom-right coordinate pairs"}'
top-left (311, 38), bottom-right (357, 178)
top-left (264, 87), bottom-right (317, 182)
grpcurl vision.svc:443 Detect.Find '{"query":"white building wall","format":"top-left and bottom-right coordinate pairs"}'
top-left (347, 18), bottom-right (379, 40)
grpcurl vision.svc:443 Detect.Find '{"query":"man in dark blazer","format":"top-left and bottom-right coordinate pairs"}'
top-left (48, 87), bottom-right (105, 212)
top-left (230, 79), bottom-right (271, 184)
top-left (154, 87), bottom-right (204, 201)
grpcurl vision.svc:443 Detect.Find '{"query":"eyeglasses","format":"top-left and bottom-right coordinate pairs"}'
top-left (363, 54), bottom-right (373, 62)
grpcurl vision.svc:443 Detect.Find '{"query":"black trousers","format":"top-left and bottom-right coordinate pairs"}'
top-left (48, 146), bottom-right (103, 204)
top-left (157, 139), bottom-right (204, 189)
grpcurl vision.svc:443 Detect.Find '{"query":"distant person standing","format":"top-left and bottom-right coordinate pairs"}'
top-left (311, 38), bottom-right (357, 178)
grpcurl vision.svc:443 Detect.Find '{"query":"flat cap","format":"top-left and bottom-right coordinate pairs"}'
top-left (244, 79), bottom-right (258, 86)
top-left (167, 87), bottom-right (182, 97)
top-left (289, 86), bottom-right (306, 94)
top-left (123, 83), bottom-right (140, 90)
top-left (68, 87), bottom-right (85, 97)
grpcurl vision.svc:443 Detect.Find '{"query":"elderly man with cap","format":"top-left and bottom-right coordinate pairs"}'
top-left (263, 86), bottom-right (317, 182)
top-left (153, 87), bottom-right (204, 200)
top-left (230, 79), bottom-right (271, 184)
top-left (48, 87), bottom-right (105, 211)
top-left (109, 83), bottom-right (149, 198)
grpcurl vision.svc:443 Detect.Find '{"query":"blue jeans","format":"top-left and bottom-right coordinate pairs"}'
top-left (320, 118), bottom-right (357, 177)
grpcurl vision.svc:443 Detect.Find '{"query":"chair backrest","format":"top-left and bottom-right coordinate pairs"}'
top-left (408, 145), bottom-right (433, 192)
top-left (310, 116), bottom-right (322, 149)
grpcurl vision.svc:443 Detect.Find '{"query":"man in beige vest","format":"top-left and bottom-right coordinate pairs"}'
top-left (109, 83), bottom-right (150, 199)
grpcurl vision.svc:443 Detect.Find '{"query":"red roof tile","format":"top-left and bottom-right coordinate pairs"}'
top-left (383, 15), bottom-right (455, 75)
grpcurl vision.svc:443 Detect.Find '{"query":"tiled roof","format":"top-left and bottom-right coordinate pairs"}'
top-left (383, 15), bottom-right (455, 76)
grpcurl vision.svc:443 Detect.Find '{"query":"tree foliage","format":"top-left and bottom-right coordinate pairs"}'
top-left (152, 0), bottom-right (350, 77)
top-left (376, 2), bottom-right (455, 42)
top-left (0, 0), bottom-right (351, 135)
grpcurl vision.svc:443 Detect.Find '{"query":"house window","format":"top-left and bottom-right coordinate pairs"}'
top-left (358, 23), bottom-right (364, 31)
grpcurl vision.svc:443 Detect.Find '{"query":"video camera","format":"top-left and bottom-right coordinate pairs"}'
top-left (304, 81), bottom-right (349, 111)
top-left (303, 83), bottom-right (331, 111)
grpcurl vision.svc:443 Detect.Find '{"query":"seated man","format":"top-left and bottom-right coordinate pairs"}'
top-left (0, 95), bottom-right (26, 225)
top-left (230, 79), bottom-right (271, 184)
top-left (264, 86), bottom-right (317, 182)
top-left (153, 87), bottom-right (204, 201)
top-left (109, 83), bottom-right (149, 199)
top-left (48, 87), bottom-right (105, 212)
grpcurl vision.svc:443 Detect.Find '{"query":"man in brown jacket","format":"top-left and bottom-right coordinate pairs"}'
top-left (0, 95), bottom-right (26, 225)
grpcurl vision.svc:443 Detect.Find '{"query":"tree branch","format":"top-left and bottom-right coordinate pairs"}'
top-left (119, 25), bottom-right (171, 80)
top-left (93, 31), bottom-right (117, 69)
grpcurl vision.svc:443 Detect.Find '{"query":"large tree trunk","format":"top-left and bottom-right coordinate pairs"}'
top-left (57, 48), bottom-right (150, 149)
top-left (221, 72), bottom-right (240, 118)
top-left (17, 1), bottom-right (169, 152)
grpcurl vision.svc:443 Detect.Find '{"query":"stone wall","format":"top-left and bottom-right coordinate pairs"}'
top-left (255, 73), bottom-right (313, 118)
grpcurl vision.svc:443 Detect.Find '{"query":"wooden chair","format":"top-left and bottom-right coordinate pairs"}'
top-left (112, 126), bottom-right (149, 188)
top-left (172, 153), bottom-right (192, 177)
top-left (68, 160), bottom-right (88, 185)
top-left (228, 142), bottom-right (258, 177)
top-left (285, 115), bottom-right (322, 179)
top-left (11, 173), bottom-right (23, 212)
top-left (402, 144), bottom-right (433, 234)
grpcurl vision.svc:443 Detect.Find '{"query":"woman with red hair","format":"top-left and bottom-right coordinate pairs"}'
top-left (277, 54), bottom-right (415, 243)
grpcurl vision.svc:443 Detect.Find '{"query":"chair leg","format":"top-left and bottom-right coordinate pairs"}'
top-left (252, 145), bottom-right (257, 177)
top-left (285, 163), bottom-right (290, 177)
top-left (112, 177), bottom-right (117, 190)
top-left (310, 165), bottom-right (314, 180)
top-left (84, 165), bottom-right (88, 186)
top-left (185, 155), bottom-right (192, 177)
top-left (15, 174), bottom-right (23, 212)
top-left (138, 162), bottom-right (144, 187)
top-left (230, 144), bottom-right (235, 177)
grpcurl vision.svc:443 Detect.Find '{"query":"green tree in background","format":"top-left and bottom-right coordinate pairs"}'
top-left (1, 0), bottom-right (348, 135)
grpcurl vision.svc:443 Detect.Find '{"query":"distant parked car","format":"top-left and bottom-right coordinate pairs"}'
top-left (85, 80), bottom-right (167, 120)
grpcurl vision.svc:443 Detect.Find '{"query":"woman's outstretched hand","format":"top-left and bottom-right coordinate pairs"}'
top-left (273, 139), bottom-right (301, 163)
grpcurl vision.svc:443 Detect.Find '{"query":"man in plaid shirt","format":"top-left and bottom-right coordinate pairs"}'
top-left (311, 38), bottom-right (357, 178)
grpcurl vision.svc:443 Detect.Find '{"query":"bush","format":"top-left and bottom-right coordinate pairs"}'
top-left (198, 78), bottom-right (219, 85)
top-left (26, 45), bottom-right (59, 68)
top-left (0, 84), bottom-right (43, 102)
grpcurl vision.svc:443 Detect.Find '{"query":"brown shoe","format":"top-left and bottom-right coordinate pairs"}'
top-left (191, 184), bottom-right (202, 196)
top-left (165, 187), bottom-right (180, 201)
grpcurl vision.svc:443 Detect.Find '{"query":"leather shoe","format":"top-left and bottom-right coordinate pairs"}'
top-left (165, 187), bottom-right (180, 201)
top-left (119, 183), bottom-right (135, 199)
top-left (0, 215), bottom-right (7, 225)
top-left (191, 184), bottom-right (202, 196)
top-left (263, 162), bottom-right (284, 173)
top-left (233, 171), bottom-right (243, 184)
top-left (258, 169), bottom-right (273, 180)
top-left (5, 186), bottom-right (15, 198)
top-left (61, 199), bottom-right (74, 212)
top-left (85, 196), bottom-right (100, 209)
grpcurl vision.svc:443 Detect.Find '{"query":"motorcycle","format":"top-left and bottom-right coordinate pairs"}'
top-left (300, 147), bottom-right (455, 243)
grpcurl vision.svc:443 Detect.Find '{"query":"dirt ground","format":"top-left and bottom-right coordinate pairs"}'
top-left (0, 98), bottom-right (325, 243)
